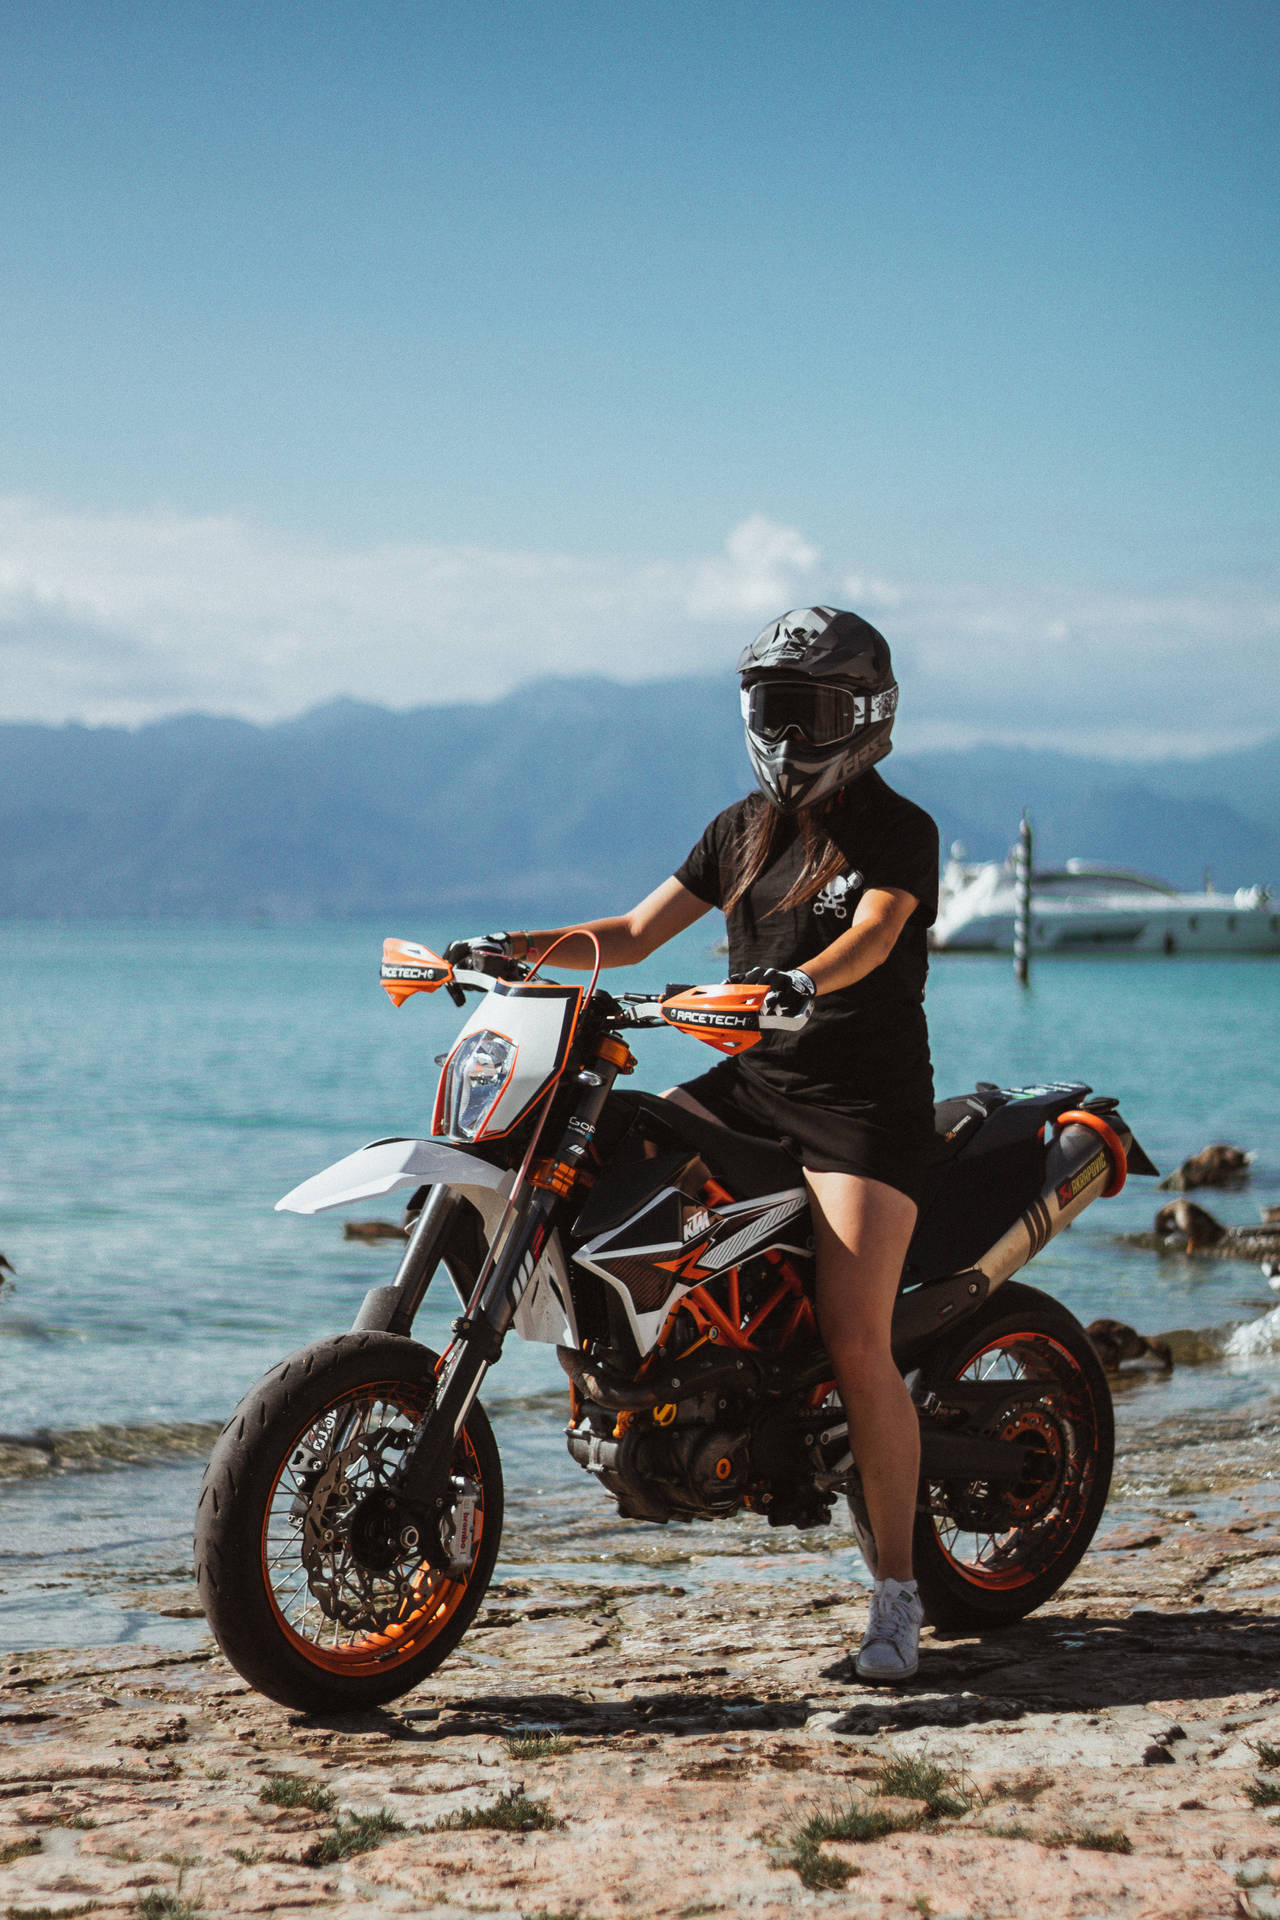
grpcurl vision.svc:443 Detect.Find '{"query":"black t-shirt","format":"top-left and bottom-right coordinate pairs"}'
top-left (674, 773), bottom-right (939, 1116)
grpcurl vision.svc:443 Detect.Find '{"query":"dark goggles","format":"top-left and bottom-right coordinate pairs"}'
top-left (743, 678), bottom-right (863, 746)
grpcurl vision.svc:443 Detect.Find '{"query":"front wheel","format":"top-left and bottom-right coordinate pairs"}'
top-left (194, 1332), bottom-right (503, 1711)
top-left (850, 1281), bottom-right (1113, 1632)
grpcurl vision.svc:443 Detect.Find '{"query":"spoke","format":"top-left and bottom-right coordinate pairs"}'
top-left (263, 1381), bottom-right (447, 1650)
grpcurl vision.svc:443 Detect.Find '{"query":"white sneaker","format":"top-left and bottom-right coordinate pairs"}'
top-left (855, 1577), bottom-right (923, 1683)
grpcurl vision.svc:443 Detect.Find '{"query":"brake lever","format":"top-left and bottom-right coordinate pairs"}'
top-left (446, 982), bottom-right (466, 1008)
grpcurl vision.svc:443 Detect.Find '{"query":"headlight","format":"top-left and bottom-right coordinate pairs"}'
top-left (437, 1030), bottom-right (517, 1141)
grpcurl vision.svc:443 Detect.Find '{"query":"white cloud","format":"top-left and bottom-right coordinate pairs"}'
top-left (685, 513), bottom-right (820, 619)
top-left (0, 495), bottom-right (1275, 750)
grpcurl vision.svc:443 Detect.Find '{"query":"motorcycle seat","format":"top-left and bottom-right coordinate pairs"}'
top-left (633, 1090), bottom-right (1005, 1195)
top-left (930, 1090), bottom-right (1006, 1163)
top-left (625, 1092), bottom-right (805, 1199)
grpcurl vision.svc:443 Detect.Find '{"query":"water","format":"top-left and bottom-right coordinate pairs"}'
top-left (1, 920), bottom-right (1277, 1649)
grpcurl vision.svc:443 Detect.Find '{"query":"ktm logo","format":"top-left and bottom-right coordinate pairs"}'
top-left (683, 1207), bottom-right (711, 1241)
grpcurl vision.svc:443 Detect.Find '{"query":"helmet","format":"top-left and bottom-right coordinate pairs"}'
top-left (737, 606), bottom-right (898, 812)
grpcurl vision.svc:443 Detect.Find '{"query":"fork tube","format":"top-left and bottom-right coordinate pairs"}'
top-left (351, 1184), bottom-right (463, 1336)
top-left (394, 1045), bottom-right (624, 1511)
top-left (393, 1183), bottom-right (556, 1511)
top-left (388, 1185), bottom-right (464, 1331)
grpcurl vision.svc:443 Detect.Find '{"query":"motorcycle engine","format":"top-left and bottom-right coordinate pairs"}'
top-left (566, 1390), bottom-right (835, 1531)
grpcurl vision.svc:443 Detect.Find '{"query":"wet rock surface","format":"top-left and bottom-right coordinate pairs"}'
top-left (4, 1411), bottom-right (1280, 1918)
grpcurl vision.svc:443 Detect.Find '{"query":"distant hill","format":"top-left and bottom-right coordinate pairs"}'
top-left (0, 679), bottom-right (1276, 918)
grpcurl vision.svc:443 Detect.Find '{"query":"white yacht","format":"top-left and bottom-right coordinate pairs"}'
top-left (932, 851), bottom-right (1280, 955)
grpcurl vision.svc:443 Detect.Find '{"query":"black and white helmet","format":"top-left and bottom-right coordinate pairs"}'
top-left (737, 606), bottom-right (898, 813)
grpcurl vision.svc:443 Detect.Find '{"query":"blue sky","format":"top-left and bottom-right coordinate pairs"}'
top-left (1, 1), bottom-right (1275, 750)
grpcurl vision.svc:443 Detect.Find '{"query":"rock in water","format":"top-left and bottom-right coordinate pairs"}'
top-left (1158, 1142), bottom-right (1254, 1191)
top-left (342, 1219), bottom-right (408, 1241)
top-left (1086, 1317), bottom-right (1173, 1371)
top-left (1154, 1199), bottom-right (1228, 1250)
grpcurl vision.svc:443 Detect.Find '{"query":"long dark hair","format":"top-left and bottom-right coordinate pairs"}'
top-left (723, 793), bottom-right (847, 916)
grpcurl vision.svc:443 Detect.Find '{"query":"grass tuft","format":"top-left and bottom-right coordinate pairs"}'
top-left (1253, 1740), bottom-right (1280, 1770)
top-left (785, 1836), bottom-right (857, 1891)
top-left (1248, 1776), bottom-right (1280, 1808)
top-left (432, 1789), bottom-right (563, 1834)
top-left (0, 1841), bottom-right (40, 1867)
top-left (137, 1894), bottom-right (205, 1920)
top-left (258, 1771), bottom-right (337, 1814)
top-left (875, 1754), bottom-right (973, 1818)
top-left (303, 1809), bottom-right (406, 1866)
top-left (778, 1797), bottom-right (917, 1888)
top-left (985, 1820), bottom-right (1034, 1840)
top-left (522, 1912), bottom-right (604, 1920)
top-left (7, 1906), bottom-right (102, 1920)
top-left (808, 1803), bottom-right (910, 1845)
top-left (503, 1733), bottom-right (575, 1761)
top-left (1043, 1826), bottom-right (1133, 1854)
top-left (986, 1771), bottom-right (1053, 1805)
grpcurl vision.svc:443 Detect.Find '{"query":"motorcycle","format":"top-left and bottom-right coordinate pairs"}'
top-left (195, 933), bottom-right (1157, 1711)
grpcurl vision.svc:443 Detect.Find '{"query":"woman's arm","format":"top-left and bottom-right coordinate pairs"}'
top-left (517, 876), bottom-right (711, 970)
top-left (802, 887), bottom-right (919, 994)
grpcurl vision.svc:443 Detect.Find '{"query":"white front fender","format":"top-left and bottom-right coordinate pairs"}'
top-left (279, 1137), bottom-right (577, 1349)
top-left (276, 1137), bottom-right (510, 1218)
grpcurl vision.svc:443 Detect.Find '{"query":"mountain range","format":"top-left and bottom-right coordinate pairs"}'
top-left (1, 677), bottom-right (1276, 919)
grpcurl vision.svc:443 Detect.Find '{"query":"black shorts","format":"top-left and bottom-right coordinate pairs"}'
top-left (677, 1058), bottom-right (932, 1207)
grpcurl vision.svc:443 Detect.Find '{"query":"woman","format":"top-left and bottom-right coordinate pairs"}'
top-left (463, 607), bottom-right (938, 1684)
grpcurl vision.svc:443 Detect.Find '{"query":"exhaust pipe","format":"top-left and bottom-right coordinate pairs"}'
top-left (976, 1111), bottom-right (1126, 1290)
top-left (893, 1111), bottom-right (1128, 1354)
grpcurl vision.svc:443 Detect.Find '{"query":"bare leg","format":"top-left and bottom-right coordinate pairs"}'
top-left (805, 1169), bottom-right (919, 1583)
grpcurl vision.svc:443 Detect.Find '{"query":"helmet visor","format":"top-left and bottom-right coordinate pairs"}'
top-left (743, 679), bottom-right (861, 747)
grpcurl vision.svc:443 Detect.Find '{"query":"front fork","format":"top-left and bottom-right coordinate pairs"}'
top-left (389, 1043), bottom-right (626, 1519)
top-left (351, 1183), bottom-right (466, 1338)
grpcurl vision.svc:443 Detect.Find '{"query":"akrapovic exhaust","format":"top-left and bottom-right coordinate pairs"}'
top-left (892, 1111), bottom-right (1130, 1356)
top-left (974, 1111), bottom-right (1128, 1293)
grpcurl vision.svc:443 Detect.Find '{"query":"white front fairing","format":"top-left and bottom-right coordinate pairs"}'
top-left (275, 1136), bottom-right (579, 1349)
top-left (434, 978), bottom-right (581, 1141)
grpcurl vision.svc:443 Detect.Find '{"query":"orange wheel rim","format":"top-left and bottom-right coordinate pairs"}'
top-left (927, 1330), bottom-right (1098, 1592)
top-left (260, 1379), bottom-right (484, 1676)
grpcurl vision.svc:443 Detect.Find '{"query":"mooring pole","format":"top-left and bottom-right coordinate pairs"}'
top-left (1014, 810), bottom-right (1033, 986)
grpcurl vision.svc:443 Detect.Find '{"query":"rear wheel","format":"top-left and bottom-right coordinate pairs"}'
top-left (850, 1282), bottom-right (1113, 1631)
top-left (195, 1332), bottom-right (502, 1711)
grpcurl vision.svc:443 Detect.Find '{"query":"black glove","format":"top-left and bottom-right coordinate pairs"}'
top-left (742, 965), bottom-right (816, 1031)
top-left (445, 931), bottom-right (518, 961)
top-left (444, 933), bottom-right (524, 978)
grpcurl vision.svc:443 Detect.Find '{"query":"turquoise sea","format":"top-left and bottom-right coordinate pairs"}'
top-left (1, 920), bottom-right (1277, 1652)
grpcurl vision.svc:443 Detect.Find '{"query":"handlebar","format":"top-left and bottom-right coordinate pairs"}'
top-left (381, 938), bottom-right (766, 1055)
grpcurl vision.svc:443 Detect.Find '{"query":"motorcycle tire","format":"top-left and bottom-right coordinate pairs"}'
top-left (194, 1331), bottom-right (503, 1712)
top-left (849, 1280), bottom-right (1113, 1633)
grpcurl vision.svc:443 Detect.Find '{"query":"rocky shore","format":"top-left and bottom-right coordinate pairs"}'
top-left (4, 1400), bottom-right (1280, 1920)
